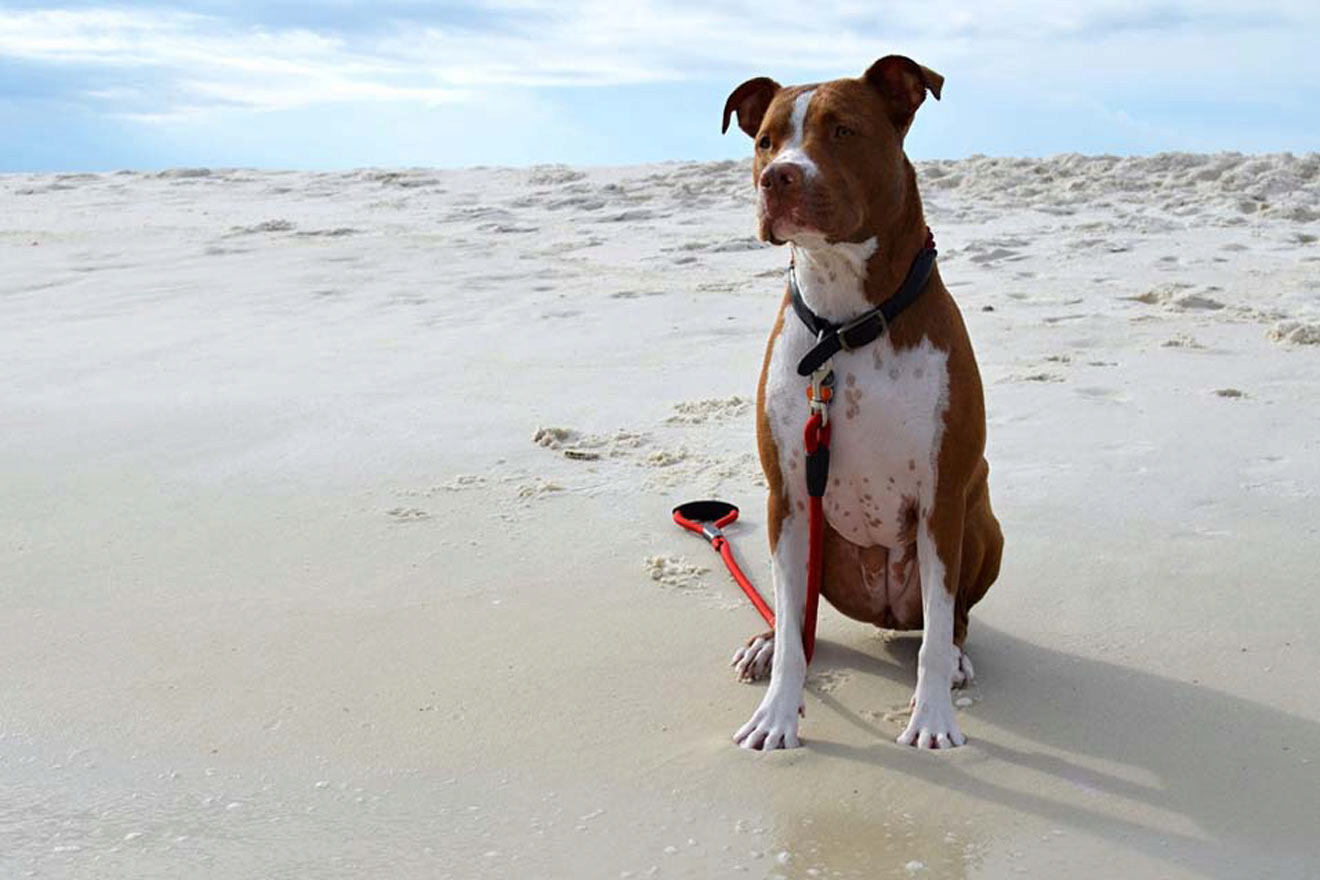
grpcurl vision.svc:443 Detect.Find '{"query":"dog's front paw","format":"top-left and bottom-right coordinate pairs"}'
top-left (731, 630), bottom-right (774, 682)
top-left (897, 691), bottom-right (965, 749)
top-left (733, 691), bottom-right (803, 750)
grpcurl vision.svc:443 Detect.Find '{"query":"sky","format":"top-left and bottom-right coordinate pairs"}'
top-left (1, 1), bottom-right (1318, 172)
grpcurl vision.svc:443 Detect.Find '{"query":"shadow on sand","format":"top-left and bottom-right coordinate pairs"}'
top-left (806, 624), bottom-right (1319, 877)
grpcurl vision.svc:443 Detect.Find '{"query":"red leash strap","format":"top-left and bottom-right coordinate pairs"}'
top-left (802, 411), bottom-right (831, 664)
top-left (672, 369), bottom-right (835, 665)
top-left (716, 535), bottom-right (775, 628)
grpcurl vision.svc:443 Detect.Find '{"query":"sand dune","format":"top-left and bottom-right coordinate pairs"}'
top-left (2, 153), bottom-right (1318, 877)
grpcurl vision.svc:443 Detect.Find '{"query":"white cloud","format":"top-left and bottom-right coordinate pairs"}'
top-left (1, 2), bottom-right (1317, 118)
top-left (0, 8), bottom-right (465, 113)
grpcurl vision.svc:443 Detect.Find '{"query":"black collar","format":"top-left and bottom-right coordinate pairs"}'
top-left (790, 230), bottom-right (937, 377)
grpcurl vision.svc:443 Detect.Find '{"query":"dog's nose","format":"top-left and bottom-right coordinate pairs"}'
top-left (760, 162), bottom-right (803, 193)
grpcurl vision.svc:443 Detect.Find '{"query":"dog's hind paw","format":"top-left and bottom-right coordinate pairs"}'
top-left (951, 647), bottom-right (975, 689)
top-left (731, 630), bottom-right (774, 682)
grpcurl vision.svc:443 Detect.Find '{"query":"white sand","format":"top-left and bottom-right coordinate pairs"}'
top-left (2, 153), bottom-right (1319, 878)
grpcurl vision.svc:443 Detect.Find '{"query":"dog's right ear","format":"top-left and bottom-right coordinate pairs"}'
top-left (722, 77), bottom-right (781, 137)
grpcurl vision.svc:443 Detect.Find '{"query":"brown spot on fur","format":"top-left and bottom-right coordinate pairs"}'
top-left (843, 386), bottom-right (863, 421)
top-left (908, 459), bottom-right (916, 471)
top-left (898, 496), bottom-right (919, 545)
top-left (915, 367), bottom-right (925, 379)
top-left (845, 373), bottom-right (856, 387)
top-left (796, 500), bottom-right (805, 512)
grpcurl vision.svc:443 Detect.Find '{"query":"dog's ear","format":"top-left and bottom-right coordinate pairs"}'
top-left (722, 76), bottom-right (781, 138)
top-left (864, 55), bottom-right (943, 136)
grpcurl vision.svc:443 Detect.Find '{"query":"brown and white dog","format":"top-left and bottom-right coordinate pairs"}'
top-left (722, 56), bottom-right (1003, 750)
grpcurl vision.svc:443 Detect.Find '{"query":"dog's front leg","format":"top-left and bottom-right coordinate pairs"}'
top-left (733, 513), bottom-right (808, 750)
top-left (897, 506), bottom-right (966, 749)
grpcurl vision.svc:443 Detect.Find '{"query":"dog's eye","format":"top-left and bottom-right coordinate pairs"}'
top-left (757, 135), bottom-right (772, 150)
top-left (834, 124), bottom-right (855, 139)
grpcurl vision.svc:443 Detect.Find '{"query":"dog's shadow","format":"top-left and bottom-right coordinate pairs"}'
top-left (808, 625), bottom-right (1319, 876)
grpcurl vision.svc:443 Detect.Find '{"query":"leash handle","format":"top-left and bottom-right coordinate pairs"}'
top-left (672, 501), bottom-right (775, 629)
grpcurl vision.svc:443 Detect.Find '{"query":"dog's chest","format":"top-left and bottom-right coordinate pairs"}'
top-left (766, 314), bottom-right (949, 549)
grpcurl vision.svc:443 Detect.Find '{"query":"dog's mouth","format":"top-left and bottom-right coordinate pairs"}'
top-left (758, 191), bottom-right (837, 246)
top-left (759, 209), bottom-right (819, 246)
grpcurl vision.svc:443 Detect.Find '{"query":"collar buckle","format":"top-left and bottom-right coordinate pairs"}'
top-left (837, 309), bottom-right (886, 352)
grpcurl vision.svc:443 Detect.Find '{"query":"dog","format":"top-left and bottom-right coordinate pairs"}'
top-left (721, 56), bottom-right (1003, 750)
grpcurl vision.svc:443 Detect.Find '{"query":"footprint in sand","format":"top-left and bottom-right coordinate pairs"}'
top-left (1075, 386), bottom-right (1131, 403)
top-left (968, 246), bottom-right (1022, 265)
top-left (964, 237), bottom-right (1029, 266)
top-left (599, 208), bottom-right (657, 223)
top-left (515, 478), bottom-right (564, 500)
top-left (665, 396), bottom-right (751, 425)
top-left (1162, 333), bottom-right (1205, 348)
top-left (644, 555), bottom-right (709, 590)
top-left (399, 475), bottom-right (489, 498)
top-left (294, 227), bottom-right (361, 238)
top-left (806, 668), bottom-right (851, 694)
top-left (386, 507), bottom-right (430, 521)
top-left (1268, 320), bottom-right (1320, 345)
top-left (227, 219), bottom-right (296, 236)
top-left (609, 290), bottom-right (665, 299)
top-left (646, 448), bottom-right (690, 468)
top-left (1124, 283), bottom-right (1224, 311)
top-left (532, 426), bottom-right (647, 458)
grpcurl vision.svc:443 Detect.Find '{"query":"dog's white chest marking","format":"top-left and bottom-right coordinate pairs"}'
top-left (821, 339), bottom-right (948, 545)
top-left (765, 242), bottom-right (949, 552)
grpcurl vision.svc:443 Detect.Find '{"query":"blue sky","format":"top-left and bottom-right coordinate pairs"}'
top-left (1, 1), bottom-right (1317, 172)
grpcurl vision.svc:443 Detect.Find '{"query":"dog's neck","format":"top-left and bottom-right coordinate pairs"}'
top-left (790, 165), bottom-right (929, 324)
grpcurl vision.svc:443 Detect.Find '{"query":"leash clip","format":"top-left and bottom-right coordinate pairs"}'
top-left (807, 357), bottom-right (834, 424)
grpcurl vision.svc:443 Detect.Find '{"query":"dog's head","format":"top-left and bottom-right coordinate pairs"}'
top-left (722, 56), bottom-right (942, 247)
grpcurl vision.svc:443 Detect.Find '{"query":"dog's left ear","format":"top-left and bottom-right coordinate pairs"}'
top-left (864, 55), bottom-right (943, 136)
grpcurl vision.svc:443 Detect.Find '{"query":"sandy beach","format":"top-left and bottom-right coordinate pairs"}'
top-left (3, 153), bottom-right (1319, 878)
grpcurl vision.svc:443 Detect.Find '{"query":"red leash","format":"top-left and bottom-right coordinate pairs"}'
top-left (801, 410), bottom-right (831, 664)
top-left (673, 387), bottom-right (833, 664)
